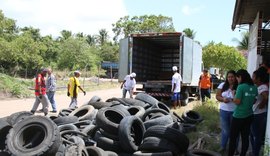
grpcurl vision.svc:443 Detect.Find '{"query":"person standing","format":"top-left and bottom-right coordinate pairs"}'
top-left (67, 71), bottom-right (86, 108)
top-left (228, 69), bottom-right (258, 156)
top-left (250, 67), bottom-right (269, 156)
top-left (30, 68), bottom-right (50, 116)
top-left (198, 69), bottom-right (212, 102)
top-left (121, 72), bottom-right (136, 98)
top-left (46, 68), bottom-right (57, 113)
top-left (215, 70), bottom-right (238, 152)
top-left (171, 66), bottom-right (182, 109)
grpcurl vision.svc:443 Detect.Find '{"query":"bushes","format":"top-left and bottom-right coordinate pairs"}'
top-left (0, 73), bottom-right (32, 98)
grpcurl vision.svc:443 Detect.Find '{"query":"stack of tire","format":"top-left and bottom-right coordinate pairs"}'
top-left (0, 93), bottom-right (206, 156)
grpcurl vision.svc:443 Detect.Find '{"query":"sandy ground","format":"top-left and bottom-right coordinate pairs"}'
top-left (0, 87), bottom-right (123, 118)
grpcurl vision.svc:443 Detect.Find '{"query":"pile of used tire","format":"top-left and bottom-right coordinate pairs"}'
top-left (0, 93), bottom-right (206, 156)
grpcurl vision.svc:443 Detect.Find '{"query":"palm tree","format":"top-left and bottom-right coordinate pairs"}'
top-left (232, 31), bottom-right (249, 50)
top-left (183, 28), bottom-right (196, 39)
top-left (98, 29), bottom-right (109, 45)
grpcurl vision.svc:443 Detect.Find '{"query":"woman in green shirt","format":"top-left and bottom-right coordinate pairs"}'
top-left (228, 69), bottom-right (258, 156)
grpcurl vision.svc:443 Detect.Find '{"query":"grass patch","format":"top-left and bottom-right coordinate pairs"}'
top-left (0, 73), bottom-right (32, 98)
top-left (180, 99), bottom-right (221, 151)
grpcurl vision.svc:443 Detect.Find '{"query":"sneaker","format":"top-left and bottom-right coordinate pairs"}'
top-left (50, 110), bottom-right (57, 113)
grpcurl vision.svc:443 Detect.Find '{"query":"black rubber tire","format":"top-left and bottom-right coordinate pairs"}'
top-left (74, 120), bottom-right (93, 129)
top-left (181, 123), bottom-right (197, 133)
top-left (152, 102), bottom-right (171, 113)
top-left (96, 107), bottom-right (127, 135)
top-left (96, 136), bottom-right (122, 153)
top-left (182, 110), bottom-right (203, 124)
top-left (110, 104), bottom-right (131, 116)
top-left (64, 144), bottom-right (89, 156)
top-left (119, 116), bottom-right (145, 153)
top-left (106, 97), bottom-right (130, 106)
top-left (143, 126), bottom-right (189, 154)
top-left (139, 137), bottom-right (179, 154)
top-left (127, 106), bottom-right (145, 119)
top-left (68, 136), bottom-right (85, 146)
top-left (55, 144), bottom-right (65, 156)
top-left (81, 124), bottom-right (98, 139)
top-left (121, 98), bottom-right (147, 107)
top-left (133, 151), bottom-right (173, 156)
top-left (88, 102), bottom-right (112, 109)
top-left (144, 115), bottom-right (173, 130)
top-left (89, 95), bottom-right (102, 103)
top-left (135, 93), bottom-right (159, 106)
top-left (142, 108), bottom-right (169, 122)
top-left (171, 112), bottom-right (185, 123)
top-left (180, 92), bottom-right (189, 106)
top-left (86, 146), bottom-right (106, 156)
top-left (186, 149), bottom-right (222, 156)
top-left (69, 105), bottom-right (95, 121)
top-left (58, 123), bottom-right (80, 132)
top-left (53, 116), bottom-right (79, 126)
top-left (6, 115), bottom-right (61, 156)
top-left (0, 118), bottom-right (12, 150)
top-left (58, 108), bottom-right (74, 117)
top-left (99, 128), bottom-right (119, 141)
top-left (6, 111), bottom-right (33, 126)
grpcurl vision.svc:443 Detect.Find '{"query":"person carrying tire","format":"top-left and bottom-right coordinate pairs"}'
top-left (198, 69), bottom-right (212, 102)
top-left (30, 68), bottom-right (50, 116)
top-left (121, 72), bottom-right (136, 98)
top-left (171, 66), bottom-right (182, 109)
top-left (67, 71), bottom-right (86, 108)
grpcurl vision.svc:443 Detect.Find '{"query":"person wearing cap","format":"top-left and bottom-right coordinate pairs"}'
top-left (121, 72), bottom-right (136, 98)
top-left (171, 66), bottom-right (182, 109)
top-left (46, 68), bottom-right (57, 113)
top-left (30, 68), bottom-right (50, 116)
top-left (198, 69), bottom-right (213, 102)
top-left (67, 71), bottom-right (86, 108)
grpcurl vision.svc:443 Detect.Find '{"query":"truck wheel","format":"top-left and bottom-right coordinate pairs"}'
top-left (181, 92), bottom-right (189, 106)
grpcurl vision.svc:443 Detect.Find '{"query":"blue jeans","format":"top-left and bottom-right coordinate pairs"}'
top-left (47, 91), bottom-right (57, 111)
top-left (250, 112), bottom-right (267, 156)
top-left (220, 109), bottom-right (234, 149)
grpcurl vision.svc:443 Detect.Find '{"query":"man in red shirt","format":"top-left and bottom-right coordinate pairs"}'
top-left (30, 68), bottom-right (50, 116)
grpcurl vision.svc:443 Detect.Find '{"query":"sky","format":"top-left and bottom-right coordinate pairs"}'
top-left (0, 0), bottom-right (244, 46)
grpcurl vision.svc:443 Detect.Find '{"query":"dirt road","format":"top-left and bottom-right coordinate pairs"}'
top-left (0, 87), bottom-right (123, 118)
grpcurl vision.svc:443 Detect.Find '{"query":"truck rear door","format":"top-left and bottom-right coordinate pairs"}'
top-left (118, 38), bottom-right (129, 81)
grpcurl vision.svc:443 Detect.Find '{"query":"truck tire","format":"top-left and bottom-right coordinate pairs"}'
top-left (135, 93), bottom-right (159, 106)
top-left (142, 108), bottom-right (169, 122)
top-left (6, 116), bottom-right (61, 156)
top-left (119, 116), bottom-right (145, 153)
top-left (6, 111), bottom-right (33, 126)
top-left (180, 92), bottom-right (189, 106)
top-left (144, 115), bottom-right (173, 130)
top-left (152, 102), bottom-right (170, 113)
top-left (127, 106), bottom-right (145, 119)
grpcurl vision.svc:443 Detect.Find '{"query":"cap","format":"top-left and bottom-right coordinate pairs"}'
top-left (42, 68), bottom-right (49, 72)
top-left (130, 72), bottom-right (136, 78)
top-left (74, 70), bottom-right (81, 75)
top-left (172, 66), bottom-right (178, 71)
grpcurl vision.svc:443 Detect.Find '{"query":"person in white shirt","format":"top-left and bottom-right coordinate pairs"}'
top-left (216, 70), bottom-right (238, 153)
top-left (121, 72), bottom-right (136, 98)
top-left (171, 66), bottom-right (182, 109)
top-left (250, 67), bottom-right (269, 156)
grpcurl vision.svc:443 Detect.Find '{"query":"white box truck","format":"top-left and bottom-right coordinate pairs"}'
top-left (118, 32), bottom-right (202, 105)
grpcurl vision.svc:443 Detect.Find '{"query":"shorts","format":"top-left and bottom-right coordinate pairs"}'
top-left (171, 92), bottom-right (180, 101)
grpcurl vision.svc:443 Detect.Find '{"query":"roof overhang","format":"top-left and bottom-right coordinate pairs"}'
top-left (232, 0), bottom-right (270, 30)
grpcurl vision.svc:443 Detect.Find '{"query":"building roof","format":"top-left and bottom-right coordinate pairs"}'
top-left (232, 0), bottom-right (270, 30)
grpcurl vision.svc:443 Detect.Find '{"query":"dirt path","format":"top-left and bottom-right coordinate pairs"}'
top-left (0, 87), bottom-right (123, 118)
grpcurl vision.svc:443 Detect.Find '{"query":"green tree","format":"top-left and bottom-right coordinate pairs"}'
top-left (20, 26), bottom-right (42, 41)
top-left (232, 31), bottom-right (249, 50)
top-left (183, 28), bottom-right (196, 39)
top-left (0, 10), bottom-right (18, 41)
top-left (59, 30), bottom-right (72, 41)
top-left (203, 42), bottom-right (247, 71)
top-left (98, 29), bottom-right (109, 45)
top-left (99, 43), bottom-right (119, 62)
top-left (57, 38), bottom-right (100, 72)
top-left (112, 15), bottom-right (175, 42)
top-left (86, 34), bottom-right (97, 46)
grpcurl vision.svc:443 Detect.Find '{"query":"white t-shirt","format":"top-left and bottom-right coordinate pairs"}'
top-left (123, 75), bottom-right (136, 91)
top-left (172, 72), bottom-right (182, 93)
top-left (218, 82), bottom-right (236, 112)
top-left (253, 84), bottom-right (268, 114)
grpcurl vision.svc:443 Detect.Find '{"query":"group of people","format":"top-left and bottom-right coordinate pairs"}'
top-left (30, 69), bottom-right (86, 116)
top-left (216, 67), bottom-right (269, 156)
